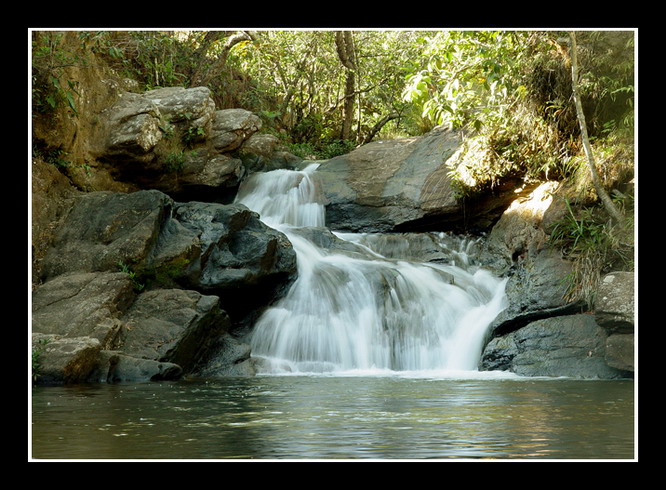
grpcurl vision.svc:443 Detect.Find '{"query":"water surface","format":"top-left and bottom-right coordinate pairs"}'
top-left (30, 373), bottom-right (635, 461)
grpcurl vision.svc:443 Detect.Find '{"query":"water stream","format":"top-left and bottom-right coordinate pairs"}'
top-left (234, 164), bottom-right (508, 375)
top-left (30, 164), bottom-right (636, 461)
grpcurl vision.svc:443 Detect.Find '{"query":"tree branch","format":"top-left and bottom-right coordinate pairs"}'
top-left (568, 31), bottom-right (625, 225)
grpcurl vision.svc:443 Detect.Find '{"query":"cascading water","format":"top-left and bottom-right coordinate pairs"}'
top-left (235, 164), bottom-right (507, 375)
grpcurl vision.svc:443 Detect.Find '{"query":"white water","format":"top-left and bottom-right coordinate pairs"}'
top-left (235, 164), bottom-right (507, 375)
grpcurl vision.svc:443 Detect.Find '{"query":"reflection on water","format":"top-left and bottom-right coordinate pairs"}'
top-left (30, 374), bottom-right (635, 461)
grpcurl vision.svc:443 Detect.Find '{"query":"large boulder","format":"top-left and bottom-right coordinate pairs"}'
top-left (484, 246), bottom-right (585, 342)
top-left (118, 288), bottom-right (231, 373)
top-left (210, 108), bottom-right (262, 152)
top-left (39, 190), bottom-right (182, 281)
top-left (32, 333), bottom-right (103, 385)
top-left (173, 201), bottom-right (298, 325)
top-left (479, 314), bottom-right (632, 379)
top-left (102, 91), bottom-right (164, 162)
top-left (96, 88), bottom-right (268, 199)
top-left (143, 86), bottom-right (216, 141)
top-left (315, 127), bottom-right (523, 233)
top-left (32, 272), bottom-right (136, 346)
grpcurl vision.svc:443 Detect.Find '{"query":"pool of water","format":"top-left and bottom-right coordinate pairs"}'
top-left (30, 373), bottom-right (635, 461)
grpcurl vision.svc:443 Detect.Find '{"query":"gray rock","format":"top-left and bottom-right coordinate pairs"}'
top-left (119, 288), bottom-right (229, 371)
top-left (210, 108), bottom-right (262, 152)
top-left (486, 247), bottom-right (585, 339)
top-left (90, 351), bottom-right (183, 383)
top-left (103, 92), bottom-right (163, 160)
top-left (174, 201), bottom-right (297, 291)
top-left (595, 271), bottom-right (635, 333)
top-left (480, 314), bottom-right (631, 379)
top-left (40, 190), bottom-right (175, 280)
top-left (196, 334), bottom-right (256, 377)
top-left (32, 272), bottom-right (136, 342)
top-left (315, 127), bottom-right (521, 233)
top-left (605, 333), bottom-right (634, 372)
top-left (143, 86), bottom-right (215, 137)
top-left (32, 333), bottom-right (102, 385)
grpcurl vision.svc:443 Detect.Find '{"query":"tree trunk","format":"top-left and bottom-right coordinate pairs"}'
top-left (361, 111), bottom-right (399, 144)
top-left (191, 31), bottom-right (256, 87)
top-left (335, 31), bottom-right (357, 141)
top-left (568, 31), bottom-right (625, 225)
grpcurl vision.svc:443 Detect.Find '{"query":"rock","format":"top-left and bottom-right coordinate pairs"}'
top-left (479, 314), bottom-right (632, 379)
top-left (102, 91), bottom-right (163, 161)
top-left (174, 201), bottom-right (298, 323)
top-left (155, 150), bottom-right (246, 202)
top-left (595, 271), bottom-right (635, 333)
top-left (486, 247), bottom-right (585, 339)
top-left (196, 333), bottom-right (256, 377)
top-left (89, 351), bottom-right (183, 383)
top-left (119, 288), bottom-right (230, 373)
top-left (315, 127), bottom-right (521, 233)
top-left (40, 190), bottom-right (176, 281)
top-left (143, 86), bottom-right (216, 141)
top-left (97, 88), bottom-right (263, 198)
top-left (238, 133), bottom-right (303, 172)
top-left (32, 333), bottom-right (102, 385)
top-left (605, 333), bottom-right (634, 372)
top-left (486, 181), bottom-right (560, 269)
top-left (39, 190), bottom-right (298, 323)
top-left (32, 272), bottom-right (136, 343)
top-left (210, 108), bottom-right (262, 152)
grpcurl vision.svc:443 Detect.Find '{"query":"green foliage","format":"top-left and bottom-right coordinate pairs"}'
top-left (32, 32), bottom-right (82, 116)
top-left (287, 139), bottom-right (356, 160)
top-left (33, 145), bottom-right (92, 175)
top-left (117, 261), bottom-right (145, 292)
top-left (402, 31), bottom-right (528, 131)
top-left (32, 338), bottom-right (51, 382)
top-left (164, 151), bottom-right (187, 172)
top-left (550, 197), bottom-right (633, 306)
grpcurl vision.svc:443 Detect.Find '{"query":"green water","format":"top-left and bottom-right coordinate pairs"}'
top-left (30, 373), bottom-right (635, 461)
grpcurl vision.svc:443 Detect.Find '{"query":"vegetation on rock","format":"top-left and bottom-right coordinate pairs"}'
top-left (31, 28), bottom-right (635, 305)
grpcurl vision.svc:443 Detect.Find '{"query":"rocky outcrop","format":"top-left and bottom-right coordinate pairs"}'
top-left (315, 127), bottom-right (524, 233)
top-left (32, 189), bottom-right (298, 385)
top-left (95, 86), bottom-right (300, 202)
top-left (480, 314), bottom-right (630, 379)
top-left (477, 183), bottom-right (635, 379)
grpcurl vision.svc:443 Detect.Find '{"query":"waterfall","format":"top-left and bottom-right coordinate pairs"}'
top-left (235, 164), bottom-right (507, 375)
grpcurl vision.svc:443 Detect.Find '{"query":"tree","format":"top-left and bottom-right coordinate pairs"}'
top-left (334, 31), bottom-right (357, 140)
top-left (190, 31), bottom-right (257, 87)
top-left (568, 31), bottom-right (625, 225)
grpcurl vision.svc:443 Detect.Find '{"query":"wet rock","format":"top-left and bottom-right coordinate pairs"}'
top-left (479, 314), bottom-right (632, 379)
top-left (90, 351), bottom-right (183, 383)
